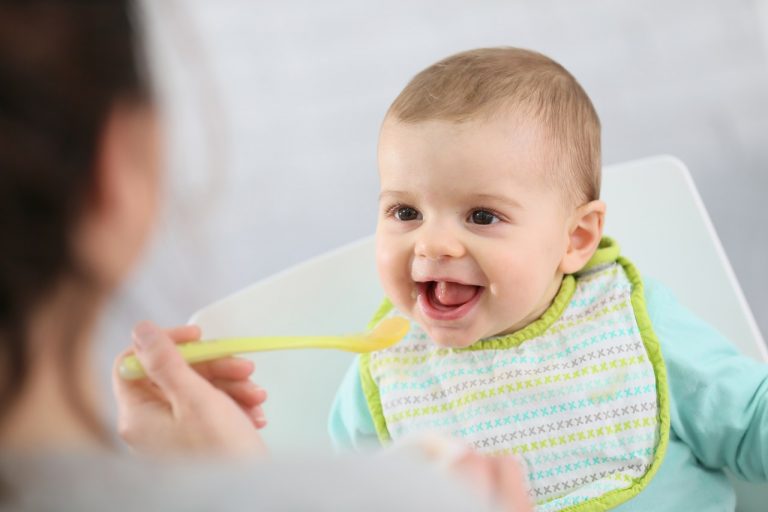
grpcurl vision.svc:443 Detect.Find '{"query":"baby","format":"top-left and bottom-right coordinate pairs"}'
top-left (329, 48), bottom-right (768, 511)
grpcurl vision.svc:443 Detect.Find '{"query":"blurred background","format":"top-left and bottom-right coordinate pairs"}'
top-left (98, 0), bottom-right (768, 390)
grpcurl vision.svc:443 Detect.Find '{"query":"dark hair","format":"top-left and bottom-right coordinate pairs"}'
top-left (0, 1), bottom-right (150, 437)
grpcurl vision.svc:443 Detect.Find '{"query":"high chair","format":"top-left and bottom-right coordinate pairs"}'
top-left (189, 155), bottom-right (767, 511)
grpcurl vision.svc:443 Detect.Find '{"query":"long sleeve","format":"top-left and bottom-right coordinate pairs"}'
top-left (328, 355), bottom-right (381, 452)
top-left (645, 277), bottom-right (768, 481)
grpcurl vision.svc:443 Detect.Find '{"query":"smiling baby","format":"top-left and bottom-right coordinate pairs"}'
top-left (329, 48), bottom-right (768, 512)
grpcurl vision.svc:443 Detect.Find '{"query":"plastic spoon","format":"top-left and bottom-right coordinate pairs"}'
top-left (119, 316), bottom-right (409, 380)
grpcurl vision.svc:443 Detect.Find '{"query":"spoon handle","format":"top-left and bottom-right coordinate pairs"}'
top-left (119, 335), bottom-right (364, 380)
top-left (119, 317), bottom-right (410, 381)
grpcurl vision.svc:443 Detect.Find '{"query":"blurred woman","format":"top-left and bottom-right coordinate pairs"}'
top-left (0, 2), bottom-right (530, 511)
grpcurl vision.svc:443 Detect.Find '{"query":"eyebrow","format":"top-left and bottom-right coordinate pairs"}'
top-left (468, 193), bottom-right (523, 210)
top-left (379, 191), bottom-right (523, 209)
top-left (379, 190), bottom-right (412, 201)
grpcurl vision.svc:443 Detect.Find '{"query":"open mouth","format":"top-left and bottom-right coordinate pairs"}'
top-left (416, 280), bottom-right (484, 321)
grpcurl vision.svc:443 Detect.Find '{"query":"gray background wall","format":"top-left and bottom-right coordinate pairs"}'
top-left (98, 0), bottom-right (768, 388)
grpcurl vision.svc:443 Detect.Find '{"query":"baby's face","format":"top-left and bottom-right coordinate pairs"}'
top-left (376, 114), bottom-right (572, 348)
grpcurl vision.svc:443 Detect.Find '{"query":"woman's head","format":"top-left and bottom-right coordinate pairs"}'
top-left (0, 1), bottom-right (160, 431)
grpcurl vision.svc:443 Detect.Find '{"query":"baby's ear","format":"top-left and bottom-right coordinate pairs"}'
top-left (559, 200), bottom-right (606, 274)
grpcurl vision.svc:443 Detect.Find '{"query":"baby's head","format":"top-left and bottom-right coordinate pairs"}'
top-left (376, 47), bottom-right (606, 348)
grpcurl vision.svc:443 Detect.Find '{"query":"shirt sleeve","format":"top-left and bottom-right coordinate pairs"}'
top-left (644, 277), bottom-right (768, 481)
top-left (328, 355), bottom-right (381, 452)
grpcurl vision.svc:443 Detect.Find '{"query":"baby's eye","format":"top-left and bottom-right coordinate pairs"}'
top-left (469, 209), bottom-right (500, 225)
top-left (394, 206), bottom-right (422, 222)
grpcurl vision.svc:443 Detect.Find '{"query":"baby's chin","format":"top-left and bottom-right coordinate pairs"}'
top-left (422, 324), bottom-right (483, 349)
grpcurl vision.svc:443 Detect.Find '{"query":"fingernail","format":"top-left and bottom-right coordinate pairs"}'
top-left (134, 321), bottom-right (159, 349)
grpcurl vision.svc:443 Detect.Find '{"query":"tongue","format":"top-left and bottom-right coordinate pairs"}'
top-left (434, 281), bottom-right (477, 306)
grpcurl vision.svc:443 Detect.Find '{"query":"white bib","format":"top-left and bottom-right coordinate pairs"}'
top-left (360, 240), bottom-right (670, 511)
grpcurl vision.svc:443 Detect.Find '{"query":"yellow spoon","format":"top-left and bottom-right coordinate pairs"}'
top-left (119, 316), bottom-right (409, 380)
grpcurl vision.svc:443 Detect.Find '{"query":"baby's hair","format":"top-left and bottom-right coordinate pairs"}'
top-left (388, 47), bottom-right (601, 206)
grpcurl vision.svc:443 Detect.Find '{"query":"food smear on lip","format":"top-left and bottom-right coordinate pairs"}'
top-left (417, 280), bottom-right (484, 321)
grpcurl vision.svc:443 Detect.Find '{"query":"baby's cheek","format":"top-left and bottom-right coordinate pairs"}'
top-left (489, 273), bottom-right (538, 311)
top-left (376, 250), bottom-right (409, 301)
top-left (486, 259), bottom-right (526, 294)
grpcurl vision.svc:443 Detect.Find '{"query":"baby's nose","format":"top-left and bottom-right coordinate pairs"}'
top-left (414, 224), bottom-right (466, 260)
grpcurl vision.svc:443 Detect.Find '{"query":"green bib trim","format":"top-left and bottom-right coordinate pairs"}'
top-left (608, 254), bottom-right (670, 511)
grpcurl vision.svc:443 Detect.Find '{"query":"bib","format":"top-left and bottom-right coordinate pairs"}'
top-left (360, 239), bottom-right (670, 512)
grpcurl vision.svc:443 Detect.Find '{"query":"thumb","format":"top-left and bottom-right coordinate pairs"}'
top-left (132, 320), bottom-right (202, 404)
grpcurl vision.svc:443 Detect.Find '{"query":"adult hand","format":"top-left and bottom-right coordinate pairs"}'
top-left (394, 434), bottom-right (533, 512)
top-left (451, 450), bottom-right (532, 512)
top-left (112, 321), bottom-right (267, 457)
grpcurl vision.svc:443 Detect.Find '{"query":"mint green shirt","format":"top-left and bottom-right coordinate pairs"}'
top-left (328, 278), bottom-right (768, 511)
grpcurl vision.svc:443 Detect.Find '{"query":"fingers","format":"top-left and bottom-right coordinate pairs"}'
top-left (210, 379), bottom-right (268, 428)
top-left (492, 457), bottom-right (532, 512)
top-left (112, 348), bottom-right (155, 407)
top-left (212, 379), bottom-right (267, 408)
top-left (194, 357), bottom-right (255, 381)
top-left (166, 324), bottom-right (202, 343)
top-left (112, 324), bottom-right (204, 405)
top-left (167, 326), bottom-right (255, 381)
top-left (246, 405), bottom-right (268, 429)
top-left (131, 320), bottom-right (204, 405)
top-left (194, 357), bottom-right (264, 427)
top-left (452, 450), bottom-right (495, 500)
top-left (421, 439), bottom-right (530, 512)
